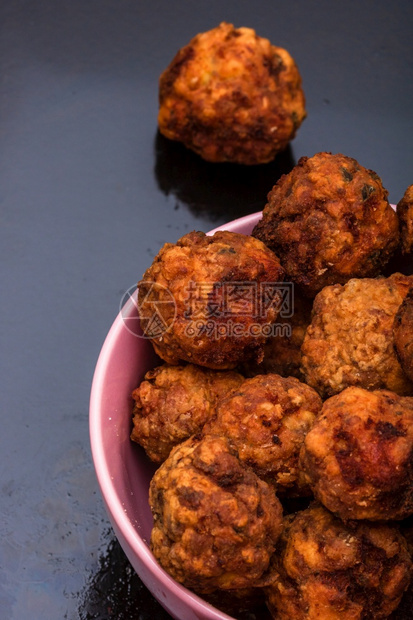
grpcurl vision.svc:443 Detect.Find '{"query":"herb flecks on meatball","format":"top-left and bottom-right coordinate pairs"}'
top-left (131, 363), bottom-right (243, 462)
top-left (253, 152), bottom-right (399, 297)
top-left (265, 504), bottom-right (412, 619)
top-left (300, 387), bottom-right (413, 521)
top-left (158, 22), bottom-right (306, 165)
top-left (138, 230), bottom-right (284, 369)
top-left (149, 434), bottom-right (283, 594)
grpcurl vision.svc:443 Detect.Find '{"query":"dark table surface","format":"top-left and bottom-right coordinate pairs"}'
top-left (1, 1), bottom-right (413, 618)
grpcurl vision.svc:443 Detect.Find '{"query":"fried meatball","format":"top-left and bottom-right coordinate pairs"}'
top-left (130, 363), bottom-right (244, 462)
top-left (301, 273), bottom-right (413, 398)
top-left (138, 230), bottom-right (285, 369)
top-left (396, 185), bottom-right (413, 255)
top-left (265, 504), bottom-right (412, 620)
top-left (205, 374), bottom-right (322, 496)
top-left (149, 434), bottom-right (283, 594)
top-left (300, 387), bottom-right (413, 521)
top-left (252, 152), bottom-right (399, 297)
top-left (158, 22), bottom-right (306, 165)
top-left (242, 290), bottom-right (312, 379)
top-left (394, 287), bottom-right (413, 382)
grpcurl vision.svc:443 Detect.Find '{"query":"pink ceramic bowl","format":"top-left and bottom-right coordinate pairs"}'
top-left (89, 212), bottom-right (261, 620)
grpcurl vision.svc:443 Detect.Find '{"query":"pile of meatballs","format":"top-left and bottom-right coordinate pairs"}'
top-left (126, 21), bottom-right (413, 620)
top-left (130, 149), bottom-right (413, 619)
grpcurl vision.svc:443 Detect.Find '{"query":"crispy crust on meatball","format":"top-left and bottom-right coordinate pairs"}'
top-left (242, 291), bottom-right (312, 379)
top-left (300, 387), bottom-right (413, 521)
top-left (394, 287), bottom-right (413, 382)
top-left (300, 273), bottom-right (413, 398)
top-left (252, 152), bottom-right (399, 297)
top-left (130, 363), bottom-right (244, 462)
top-left (205, 374), bottom-right (322, 496)
top-left (158, 22), bottom-right (306, 165)
top-left (265, 504), bottom-right (412, 620)
top-left (149, 434), bottom-right (283, 594)
top-left (396, 185), bottom-right (413, 255)
top-left (138, 230), bottom-right (285, 369)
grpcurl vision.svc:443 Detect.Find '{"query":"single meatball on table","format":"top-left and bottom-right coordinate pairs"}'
top-left (158, 22), bottom-right (306, 165)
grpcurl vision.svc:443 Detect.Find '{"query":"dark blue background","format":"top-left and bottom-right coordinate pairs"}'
top-left (1, 1), bottom-right (412, 618)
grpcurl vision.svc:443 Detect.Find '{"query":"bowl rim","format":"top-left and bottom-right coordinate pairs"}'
top-left (206, 211), bottom-right (262, 236)
top-left (89, 211), bottom-right (263, 619)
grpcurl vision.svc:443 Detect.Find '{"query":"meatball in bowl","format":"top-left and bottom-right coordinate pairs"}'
top-left (252, 152), bottom-right (399, 297)
top-left (138, 229), bottom-right (284, 369)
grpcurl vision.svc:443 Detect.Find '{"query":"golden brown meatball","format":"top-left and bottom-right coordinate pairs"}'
top-left (300, 387), bottom-right (413, 521)
top-left (149, 434), bottom-right (283, 594)
top-left (396, 185), bottom-right (413, 255)
top-left (252, 152), bottom-right (399, 297)
top-left (394, 287), bottom-right (413, 382)
top-left (130, 363), bottom-right (244, 462)
top-left (301, 273), bottom-right (413, 398)
top-left (265, 504), bottom-right (412, 620)
top-left (158, 22), bottom-right (306, 165)
top-left (205, 374), bottom-right (322, 496)
top-left (138, 230), bottom-right (285, 369)
top-left (242, 290), bottom-right (312, 380)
